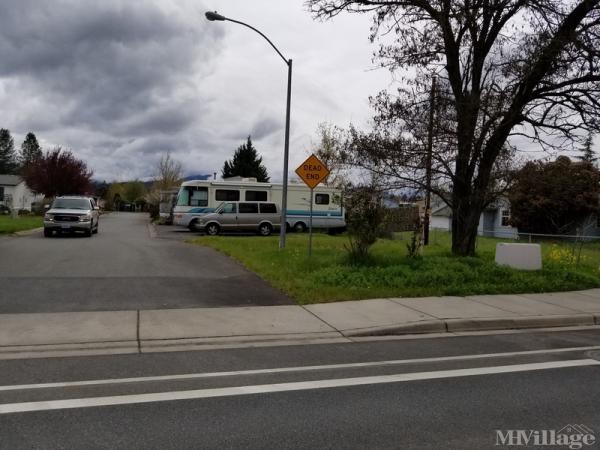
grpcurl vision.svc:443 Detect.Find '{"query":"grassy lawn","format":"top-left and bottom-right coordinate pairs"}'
top-left (0, 215), bottom-right (43, 234)
top-left (189, 230), bottom-right (600, 304)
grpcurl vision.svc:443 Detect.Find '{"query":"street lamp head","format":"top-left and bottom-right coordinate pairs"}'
top-left (205, 11), bottom-right (226, 21)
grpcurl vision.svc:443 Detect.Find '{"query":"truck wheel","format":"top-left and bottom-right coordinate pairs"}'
top-left (205, 223), bottom-right (220, 236)
top-left (258, 223), bottom-right (272, 236)
top-left (293, 222), bottom-right (306, 233)
top-left (44, 228), bottom-right (52, 238)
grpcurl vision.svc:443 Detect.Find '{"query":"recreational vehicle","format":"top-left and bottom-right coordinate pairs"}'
top-left (173, 178), bottom-right (345, 232)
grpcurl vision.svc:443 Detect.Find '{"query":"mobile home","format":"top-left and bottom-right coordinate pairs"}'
top-left (173, 178), bottom-right (345, 232)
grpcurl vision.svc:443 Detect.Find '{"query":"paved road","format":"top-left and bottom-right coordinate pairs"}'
top-left (0, 213), bottom-right (291, 313)
top-left (0, 328), bottom-right (599, 449)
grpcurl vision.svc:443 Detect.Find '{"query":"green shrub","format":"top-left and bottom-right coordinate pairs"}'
top-left (345, 185), bottom-right (385, 263)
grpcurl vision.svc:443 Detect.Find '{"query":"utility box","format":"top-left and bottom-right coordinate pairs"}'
top-left (495, 243), bottom-right (542, 271)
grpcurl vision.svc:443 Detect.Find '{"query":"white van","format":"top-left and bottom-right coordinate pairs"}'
top-left (193, 201), bottom-right (280, 236)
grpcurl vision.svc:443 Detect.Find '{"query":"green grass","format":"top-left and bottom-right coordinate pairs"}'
top-left (188, 230), bottom-right (600, 304)
top-left (0, 215), bottom-right (43, 234)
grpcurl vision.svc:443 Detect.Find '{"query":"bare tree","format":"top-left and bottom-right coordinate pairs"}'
top-left (308, 0), bottom-right (600, 255)
top-left (313, 122), bottom-right (353, 189)
top-left (154, 152), bottom-right (183, 191)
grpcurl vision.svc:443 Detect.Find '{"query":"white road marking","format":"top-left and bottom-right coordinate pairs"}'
top-left (0, 359), bottom-right (598, 414)
top-left (1, 345), bottom-right (599, 392)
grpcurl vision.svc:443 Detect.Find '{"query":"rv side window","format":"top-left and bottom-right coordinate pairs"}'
top-left (190, 187), bottom-right (208, 207)
top-left (215, 189), bottom-right (240, 201)
top-left (239, 203), bottom-right (259, 214)
top-left (260, 203), bottom-right (277, 214)
top-left (315, 193), bottom-right (330, 205)
top-left (245, 190), bottom-right (267, 201)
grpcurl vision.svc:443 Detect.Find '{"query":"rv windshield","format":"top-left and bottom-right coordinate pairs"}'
top-left (176, 186), bottom-right (208, 207)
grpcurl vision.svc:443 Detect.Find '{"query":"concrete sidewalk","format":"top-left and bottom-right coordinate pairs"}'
top-left (1, 290), bottom-right (600, 359)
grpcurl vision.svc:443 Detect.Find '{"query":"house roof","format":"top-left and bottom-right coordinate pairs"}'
top-left (431, 204), bottom-right (452, 217)
top-left (0, 175), bottom-right (22, 186)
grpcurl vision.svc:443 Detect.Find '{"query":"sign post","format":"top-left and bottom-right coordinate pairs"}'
top-left (295, 154), bottom-right (330, 256)
top-left (308, 188), bottom-right (314, 256)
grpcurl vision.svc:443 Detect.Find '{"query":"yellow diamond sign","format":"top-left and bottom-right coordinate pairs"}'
top-left (295, 154), bottom-right (330, 189)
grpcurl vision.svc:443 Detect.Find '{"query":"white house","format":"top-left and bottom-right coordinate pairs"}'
top-left (0, 175), bottom-right (44, 211)
top-left (430, 196), bottom-right (519, 239)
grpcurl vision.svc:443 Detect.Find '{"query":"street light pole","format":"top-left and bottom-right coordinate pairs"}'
top-left (205, 11), bottom-right (292, 249)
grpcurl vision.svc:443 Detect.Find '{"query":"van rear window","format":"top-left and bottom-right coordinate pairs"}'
top-left (239, 203), bottom-right (259, 214)
top-left (260, 203), bottom-right (277, 214)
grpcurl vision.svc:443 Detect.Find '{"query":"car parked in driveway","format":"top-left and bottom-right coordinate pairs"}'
top-left (43, 196), bottom-right (100, 237)
top-left (194, 201), bottom-right (280, 236)
top-left (173, 207), bottom-right (215, 230)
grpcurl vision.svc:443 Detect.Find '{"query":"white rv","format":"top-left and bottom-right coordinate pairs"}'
top-left (173, 178), bottom-right (345, 232)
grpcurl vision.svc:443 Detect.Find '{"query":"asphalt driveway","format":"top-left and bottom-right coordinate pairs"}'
top-left (0, 213), bottom-right (291, 313)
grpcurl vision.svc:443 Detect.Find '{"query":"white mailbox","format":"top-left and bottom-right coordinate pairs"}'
top-left (495, 243), bottom-right (542, 271)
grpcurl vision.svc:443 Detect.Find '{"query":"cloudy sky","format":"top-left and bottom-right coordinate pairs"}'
top-left (0, 0), bottom-right (394, 182)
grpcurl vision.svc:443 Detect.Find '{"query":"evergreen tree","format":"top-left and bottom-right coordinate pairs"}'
top-left (222, 136), bottom-right (269, 182)
top-left (577, 133), bottom-right (597, 165)
top-left (20, 132), bottom-right (43, 168)
top-left (0, 129), bottom-right (18, 174)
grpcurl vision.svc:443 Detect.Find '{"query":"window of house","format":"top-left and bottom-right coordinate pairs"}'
top-left (260, 203), bottom-right (277, 214)
top-left (245, 190), bottom-right (267, 201)
top-left (239, 203), bottom-right (259, 214)
top-left (0, 187), bottom-right (4, 199)
top-left (215, 189), bottom-right (240, 201)
top-left (315, 193), bottom-right (330, 205)
top-left (501, 209), bottom-right (511, 227)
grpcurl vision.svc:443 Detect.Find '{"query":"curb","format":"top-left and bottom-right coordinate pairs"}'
top-left (147, 222), bottom-right (158, 238)
top-left (341, 320), bottom-right (446, 337)
top-left (445, 314), bottom-right (596, 333)
top-left (0, 341), bottom-right (139, 361)
top-left (11, 227), bottom-right (43, 237)
top-left (1, 316), bottom-right (598, 360)
top-left (336, 314), bottom-right (598, 337)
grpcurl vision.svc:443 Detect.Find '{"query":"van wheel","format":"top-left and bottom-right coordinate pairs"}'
top-left (205, 223), bottom-right (220, 236)
top-left (188, 219), bottom-right (199, 231)
top-left (258, 223), bottom-right (272, 236)
top-left (293, 222), bottom-right (306, 233)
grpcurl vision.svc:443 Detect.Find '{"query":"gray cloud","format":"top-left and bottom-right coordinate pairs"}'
top-left (250, 115), bottom-right (283, 140)
top-left (0, 1), bottom-right (394, 182)
top-left (0, 0), bottom-right (225, 180)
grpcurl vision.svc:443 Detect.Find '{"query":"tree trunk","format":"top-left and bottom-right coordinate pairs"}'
top-left (451, 202), bottom-right (481, 256)
top-left (450, 177), bottom-right (484, 256)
